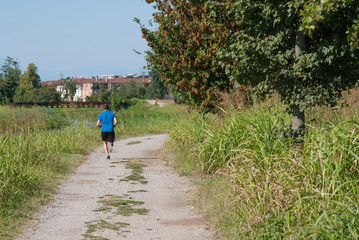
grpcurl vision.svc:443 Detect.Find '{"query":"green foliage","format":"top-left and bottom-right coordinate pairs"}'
top-left (13, 86), bottom-right (61, 103)
top-left (348, 19), bottom-right (359, 50)
top-left (19, 63), bottom-right (40, 89)
top-left (86, 84), bottom-right (111, 102)
top-left (87, 80), bottom-right (148, 103)
top-left (115, 80), bottom-right (146, 100)
top-left (13, 63), bottom-right (60, 103)
top-left (114, 101), bottom-right (183, 137)
top-left (167, 102), bottom-right (359, 239)
top-left (0, 74), bottom-right (4, 104)
top-left (300, 0), bottom-right (358, 38)
top-left (111, 98), bottom-right (143, 111)
top-left (141, 0), bottom-right (358, 136)
top-left (145, 70), bottom-right (168, 99)
top-left (139, 0), bottom-right (232, 110)
top-left (35, 86), bottom-right (62, 103)
top-left (212, 0), bottom-right (359, 111)
top-left (0, 59), bottom-right (59, 104)
top-left (62, 78), bottom-right (78, 101)
top-left (0, 57), bottom-right (21, 104)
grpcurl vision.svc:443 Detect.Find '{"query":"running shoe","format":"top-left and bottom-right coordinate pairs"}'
top-left (106, 155), bottom-right (110, 160)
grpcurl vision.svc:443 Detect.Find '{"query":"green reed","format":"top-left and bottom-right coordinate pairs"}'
top-left (0, 106), bottom-right (71, 134)
top-left (114, 102), bottom-right (184, 137)
top-left (0, 102), bottom-right (183, 239)
top-left (0, 125), bottom-right (99, 238)
top-left (167, 103), bottom-right (359, 239)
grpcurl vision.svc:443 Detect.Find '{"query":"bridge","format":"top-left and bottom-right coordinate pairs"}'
top-left (14, 102), bottom-right (110, 108)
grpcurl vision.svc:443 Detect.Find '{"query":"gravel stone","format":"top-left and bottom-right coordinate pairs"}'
top-left (17, 134), bottom-right (214, 240)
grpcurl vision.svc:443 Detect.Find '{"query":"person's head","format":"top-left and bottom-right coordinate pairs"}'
top-left (103, 104), bottom-right (110, 110)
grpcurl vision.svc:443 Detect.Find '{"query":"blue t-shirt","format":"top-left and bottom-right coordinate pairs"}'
top-left (97, 110), bottom-right (116, 132)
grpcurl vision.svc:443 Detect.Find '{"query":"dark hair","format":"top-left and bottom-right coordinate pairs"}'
top-left (103, 104), bottom-right (110, 110)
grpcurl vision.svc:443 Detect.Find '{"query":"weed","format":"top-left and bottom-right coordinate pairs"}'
top-left (127, 190), bottom-right (148, 193)
top-left (120, 160), bottom-right (148, 184)
top-left (96, 195), bottom-right (149, 217)
top-left (126, 141), bottom-right (142, 145)
top-left (83, 220), bottom-right (129, 240)
top-left (93, 207), bottom-right (112, 212)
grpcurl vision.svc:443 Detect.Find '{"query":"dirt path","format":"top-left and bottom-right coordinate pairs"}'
top-left (17, 134), bottom-right (214, 240)
top-left (145, 100), bottom-right (172, 107)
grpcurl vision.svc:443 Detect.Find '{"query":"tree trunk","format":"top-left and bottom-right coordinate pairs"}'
top-left (293, 30), bottom-right (306, 135)
top-left (292, 104), bottom-right (305, 136)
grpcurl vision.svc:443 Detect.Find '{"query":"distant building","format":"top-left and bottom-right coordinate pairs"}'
top-left (42, 77), bottom-right (151, 102)
top-left (101, 74), bottom-right (120, 79)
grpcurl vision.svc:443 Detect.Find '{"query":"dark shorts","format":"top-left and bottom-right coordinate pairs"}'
top-left (101, 132), bottom-right (115, 142)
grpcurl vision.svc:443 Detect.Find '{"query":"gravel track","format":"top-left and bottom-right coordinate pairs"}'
top-left (17, 134), bottom-right (214, 240)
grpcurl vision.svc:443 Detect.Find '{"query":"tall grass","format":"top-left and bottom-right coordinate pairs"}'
top-left (114, 102), bottom-right (184, 137)
top-left (0, 106), bottom-right (70, 134)
top-left (0, 106), bottom-right (102, 239)
top-left (0, 102), bottom-right (183, 239)
top-left (166, 102), bottom-right (359, 239)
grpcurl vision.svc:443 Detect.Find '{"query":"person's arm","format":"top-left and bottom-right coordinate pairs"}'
top-left (96, 120), bottom-right (102, 128)
top-left (113, 117), bottom-right (118, 127)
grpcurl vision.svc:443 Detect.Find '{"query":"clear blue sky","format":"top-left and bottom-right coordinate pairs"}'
top-left (0, 0), bottom-right (156, 81)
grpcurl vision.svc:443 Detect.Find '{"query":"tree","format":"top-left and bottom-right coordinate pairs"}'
top-left (212, 0), bottom-right (359, 135)
top-left (117, 85), bottom-right (128, 99)
top-left (138, 0), bottom-right (232, 110)
top-left (113, 81), bottom-right (147, 100)
top-left (146, 70), bottom-right (168, 99)
top-left (35, 86), bottom-right (61, 103)
top-left (141, 0), bottom-right (359, 133)
top-left (26, 63), bottom-right (41, 88)
top-left (14, 63), bottom-right (41, 103)
top-left (0, 57), bottom-right (21, 104)
top-left (0, 73), bottom-right (4, 104)
top-left (63, 78), bottom-right (78, 101)
top-left (86, 85), bottom-right (110, 102)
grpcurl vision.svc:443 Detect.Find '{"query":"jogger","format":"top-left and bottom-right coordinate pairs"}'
top-left (97, 104), bottom-right (117, 159)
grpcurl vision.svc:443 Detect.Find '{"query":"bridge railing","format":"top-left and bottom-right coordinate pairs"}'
top-left (14, 102), bottom-right (110, 108)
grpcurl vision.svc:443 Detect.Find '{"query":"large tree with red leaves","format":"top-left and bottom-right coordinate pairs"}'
top-left (137, 0), bottom-right (236, 110)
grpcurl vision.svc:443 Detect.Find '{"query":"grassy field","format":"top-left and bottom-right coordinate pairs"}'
top-left (3, 96), bottom-right (359, 239)
top-left (0, 102), bottom-right (184, 239)
top-left (165, 97), bottom-right (359, 239)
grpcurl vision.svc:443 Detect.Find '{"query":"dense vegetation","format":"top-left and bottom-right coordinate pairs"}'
top-left (140, 0), bottom-right (359, 134)
top-left (1, 1), bottom-right (358, 239)
top-left (86, 71), bottom-right (170, 104)
top-left (0, 57), bottom-right (61, 104)
top-left (0, 56), bottom-right (169, 105)
top-left (165, 93), bottom-right (359, 239)
top-left (138, 4), bottom-right (359, 236)
top-left (0, 102), bottom-right (183, 239)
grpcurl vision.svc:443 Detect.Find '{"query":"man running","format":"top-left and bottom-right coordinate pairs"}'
top-left (97, 104), bottom-right (117, 159)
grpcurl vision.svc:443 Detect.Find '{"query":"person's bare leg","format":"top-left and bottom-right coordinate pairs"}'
top-left (103, 141), bottom-right (109, 156)
top-left (109, 142), bottom-right (113, 152)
